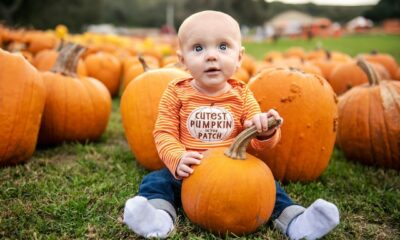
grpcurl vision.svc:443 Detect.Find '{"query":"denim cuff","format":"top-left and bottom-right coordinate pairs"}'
top-left (273, 205), bottom-right (306, 236)
top-left (148, 198), bottom-right (177, 222)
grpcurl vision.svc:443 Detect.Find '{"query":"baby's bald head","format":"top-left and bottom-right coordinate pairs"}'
top-left (178, 11), bottom-right (241, 46)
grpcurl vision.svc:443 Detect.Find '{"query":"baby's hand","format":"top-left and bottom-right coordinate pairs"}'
top-left (176, 151), bottom-right (202, 178)
top-left (244, 109), bottom-right (283, 138)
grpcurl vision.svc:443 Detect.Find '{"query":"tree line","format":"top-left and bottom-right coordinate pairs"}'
top-left (0, 0), bottom-right (396, 33)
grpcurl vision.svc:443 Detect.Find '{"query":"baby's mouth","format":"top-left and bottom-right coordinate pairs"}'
top-left (205, 67), bottom-right (220, 73)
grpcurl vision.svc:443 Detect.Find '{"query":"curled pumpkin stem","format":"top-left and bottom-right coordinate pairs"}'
top-left (67, 44), bottom-right (86, 76)
top-left (51, 42), bottom-right (86, 77)
top-left (357, 58), bottom-right (380, 86)
top-left (138, 55), bottom-right (150, 71)
top-left (225, 117), bottom-right (281, 160)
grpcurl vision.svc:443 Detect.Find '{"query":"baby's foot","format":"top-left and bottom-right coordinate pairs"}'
top-left (287, 199), bottom-right (339, 240)
top-left (123, 196), bottom-right (174, 239)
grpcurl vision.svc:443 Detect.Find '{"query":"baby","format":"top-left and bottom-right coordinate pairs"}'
top-left (123, 10), bottom-right (339, 240)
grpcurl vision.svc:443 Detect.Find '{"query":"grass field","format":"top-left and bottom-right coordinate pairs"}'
top-left (244, 34), bottom-right (400, 62)
top-left (1, 34), bottom-right (400, 240)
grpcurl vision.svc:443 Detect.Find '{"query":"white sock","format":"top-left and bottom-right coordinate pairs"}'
top-left (287, 199), bottom-right (339, 240)
top-left (123, 196), bottom-right (174, 239)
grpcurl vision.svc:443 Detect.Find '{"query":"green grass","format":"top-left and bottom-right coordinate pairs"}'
top-left (244, 34), bottom-right (400, 62)
top-left (1, 34), bottom-right (400, 239)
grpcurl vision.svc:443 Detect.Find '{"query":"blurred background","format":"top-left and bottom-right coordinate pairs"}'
top-left (1, 0), bottom-right (399, 36)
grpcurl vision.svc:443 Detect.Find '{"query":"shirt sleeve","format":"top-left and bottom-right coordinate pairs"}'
top-left (153, 84), bottom-right (186, 178)
top-left (241, 86), bottom-right (261, 124)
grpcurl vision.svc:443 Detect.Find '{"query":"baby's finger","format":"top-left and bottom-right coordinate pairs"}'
top-left (267, 109), bottom-right (279, 118)
top-left (243, 120), bottom-right (253, 128)
top-left (185, 151), bottom-right (203, 160)
top-left (177, 169), bottom-right (189, 178)
top-left (260, 113), bottom-right (269, 132)
top-left (179, 164), bottom-right (194, 174)
top-left (184, 157), bottom-right (201, 165)
top-left (253, 115), bottom-right (262, 132)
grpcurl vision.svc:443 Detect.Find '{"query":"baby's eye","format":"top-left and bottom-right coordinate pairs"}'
top-left (194, 45), bottom-right (203, 52)
top-left (219, 43), bottom-right (228, 51)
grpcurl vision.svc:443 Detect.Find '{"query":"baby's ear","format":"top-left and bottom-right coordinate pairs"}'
top-left (237, 47), bottom-right (245, 69)
top-left (176, 50), bottom-right (184, 65)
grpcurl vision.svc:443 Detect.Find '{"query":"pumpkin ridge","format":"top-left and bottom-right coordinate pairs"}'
top-left (203, 159), bottom-right (223, 230)
top-left (302, 75), bottom-right (321, 180)
top-left (310, 80), bottom-right (334, 180)
top-left (380, 84), bottom-right (393, 165)
top-left (17, 65), bottom-right (37, 157)
top-left (3, 59), bottom-right (28, 159)
top-left (62, 76), bottom-right (69, 141)
top-left (285, 76), bottom-right (303, 181)
top-left (255, 162), bottom-right (274, 225)
top-left (373, 87), bottom-right (390, 164)
top-left (381, 83), bottom-right (400, 165)
top-left (383, 82), bottom-right (400, 113)
top-left (367, 90), bottom-right (379, 166)
top-left (82, 80), bottom-right (95, 138)
top-left (339, 86), bottom-right (361, 149)
top-left (77, 80), bottom-right (85, 140)
top-left (85, 79), bottom-right (103, 138)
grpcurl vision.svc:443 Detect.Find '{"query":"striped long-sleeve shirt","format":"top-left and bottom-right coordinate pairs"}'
top-left (154, 77), bottom-right (281, 178)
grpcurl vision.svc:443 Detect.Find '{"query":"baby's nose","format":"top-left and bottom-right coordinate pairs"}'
top-left (205, 50), bottom-right (218, 61)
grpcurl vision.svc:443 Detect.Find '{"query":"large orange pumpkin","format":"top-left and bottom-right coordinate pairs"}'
top-left (182, 121), bottom-right (278, 235)
top-left (248, 67), bottom-right (338, 181)
top-left (121, 66), bottom-right (190, 170)
top-left (337, 59), bottom-right (400, 170)
top-left (0, 48), bottom-right (46, 166)
top-left (38, 43), bottom-right (111, 146)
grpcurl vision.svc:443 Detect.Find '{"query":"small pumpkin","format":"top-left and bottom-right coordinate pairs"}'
top-left (310, 51), bottom-right (351, 81)
top-left (38, 43), bottom-right (111, 146)
top-left (329, 60), bottom-right (391, 95)
top-left (337, 59), bottom-right (400, 170)
top-left (27, 32), bottom-right (58, 54)
top-left (232, 67), bottom-right (250, 83)
top-left (182, 120), bottom-right (278, 236)
top-left (84, 51), bottom-right (122, 97)
top-left (359, 51), bottom-right (398, 78)
top-left (33, 48), bottom-right (87, 76)
top-left (241, 54), bottom-right (257, 76)
top-left (0, 48), bottom-right (46, 166)
top-left (284, 47), bottom-right (305, 59)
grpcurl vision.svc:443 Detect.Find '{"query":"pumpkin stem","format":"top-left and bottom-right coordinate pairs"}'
top-left (68, 44), bottom-right (86, 76)
top-left (50, 42), bottom-right (74, 76)
top-left (370, 49), bottom-right (378, 55)
top-left (56, 39), bottom-right (64, 51)
top-left (138, 55), bottom-right (150, 71)
top-left (51, 42), bottom-right (86, 77)
top-left (225, 117), bottom-right (281, 160)
top-left (325, 50), bottom-right (331, 60)
top-left (357, 58), bottom-right (380, 86)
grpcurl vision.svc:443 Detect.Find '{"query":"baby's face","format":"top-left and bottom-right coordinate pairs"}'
top-left (178, 14), bottom-right (243, 90)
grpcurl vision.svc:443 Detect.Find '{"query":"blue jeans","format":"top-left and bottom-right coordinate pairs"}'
top-left (138, 168), bottom-right (294, 220)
